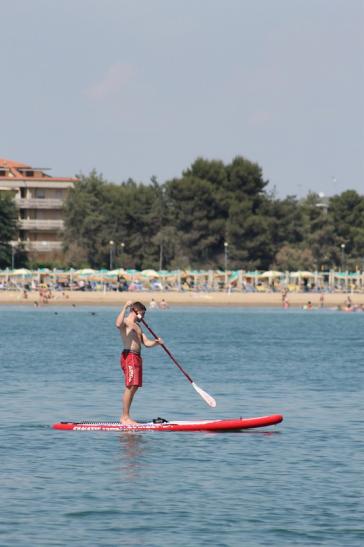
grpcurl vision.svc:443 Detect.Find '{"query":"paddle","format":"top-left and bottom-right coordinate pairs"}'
top-left (136, 312), bottom-right (217, 408)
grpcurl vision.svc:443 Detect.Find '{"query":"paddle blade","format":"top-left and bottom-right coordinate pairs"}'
top-left (192, 382), bottom-right (217, 408)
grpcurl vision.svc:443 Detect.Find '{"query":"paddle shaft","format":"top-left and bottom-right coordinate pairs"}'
top-left (139, 317), bottom-right (194, 384)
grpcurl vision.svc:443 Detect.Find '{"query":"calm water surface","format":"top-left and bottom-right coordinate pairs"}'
top-left (0, 306), bottom-right (363, 546)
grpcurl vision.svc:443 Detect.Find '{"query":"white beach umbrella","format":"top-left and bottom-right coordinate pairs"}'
top-left (141, 269), bottom-right (160, 278)
top-left (106, 268), bottom-right (127, 277)
top-left (12, 268), bottom-right (32, 277)
top-left (75, 268), bottom-right (96, 276)
top-left (259, 270), bottom-right (282, 278)
top-left (290, 271), bottom-right (315, 279)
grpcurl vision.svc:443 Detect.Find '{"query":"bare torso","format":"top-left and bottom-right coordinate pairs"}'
top-left (120, 317), bottom-right (143, 352)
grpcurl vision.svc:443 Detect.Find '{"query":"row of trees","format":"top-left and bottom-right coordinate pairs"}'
top-left (1, 155), bottom-right (363, 270)
top-left (62, 157), bottom-right (364, 271)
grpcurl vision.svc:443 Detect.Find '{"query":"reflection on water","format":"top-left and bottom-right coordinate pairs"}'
top-left (116, 433), bottom-right (149, 480)
top-left (115, 427), bottom-right (282, 481)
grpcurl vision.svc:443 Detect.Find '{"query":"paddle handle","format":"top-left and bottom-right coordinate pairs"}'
top-left (140, 317), bottom-right (193, 384)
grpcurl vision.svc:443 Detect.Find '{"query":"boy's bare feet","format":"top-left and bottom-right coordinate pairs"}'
top-left (120, 416), bottom-right (138, 425)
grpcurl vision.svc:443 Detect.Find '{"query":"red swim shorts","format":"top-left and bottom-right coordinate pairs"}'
top-left (121, 350), bottom-right (143, 387)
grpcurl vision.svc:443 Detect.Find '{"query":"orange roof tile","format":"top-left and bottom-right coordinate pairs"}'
top-left (0, 157), bottom-right (78, 181)
top-left (0, 158), bottom-right (30, 168)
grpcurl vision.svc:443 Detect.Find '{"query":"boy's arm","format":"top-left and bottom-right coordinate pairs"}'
top-left (115, 300), bottom-right (133, 329)
top-left (142, 333), bottom-right (163, 348)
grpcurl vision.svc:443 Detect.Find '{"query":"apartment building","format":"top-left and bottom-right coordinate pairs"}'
top-left (0, 157), bottom-right (78, 259)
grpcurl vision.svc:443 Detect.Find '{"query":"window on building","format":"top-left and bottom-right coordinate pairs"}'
top-left (35, 189), bottom-right (45, 199)
top-left (20, 188), bottom-right (27, 198)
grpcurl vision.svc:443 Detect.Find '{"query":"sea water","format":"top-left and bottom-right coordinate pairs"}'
top-left (0, 305), bottom-right (363, 546)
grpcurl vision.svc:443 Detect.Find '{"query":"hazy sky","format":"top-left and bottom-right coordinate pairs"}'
top-left (1, 0), bottom-right (363, 197)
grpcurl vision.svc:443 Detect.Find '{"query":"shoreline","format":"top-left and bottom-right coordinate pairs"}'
top-left (0, 290), bottom-right (362, 308)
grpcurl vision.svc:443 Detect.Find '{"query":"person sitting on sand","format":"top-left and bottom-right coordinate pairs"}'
top-left (115, 300), bottom-right (163, 425)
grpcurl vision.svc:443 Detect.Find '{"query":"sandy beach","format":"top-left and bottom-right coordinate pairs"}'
top-left (0, 290), bottom-right (363, 308)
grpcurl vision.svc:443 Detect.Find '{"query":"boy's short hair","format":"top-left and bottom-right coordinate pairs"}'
top-left (132, 301), bottom-right (146, 314)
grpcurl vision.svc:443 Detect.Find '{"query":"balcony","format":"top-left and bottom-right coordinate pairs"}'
top-left (25, 241), bottom-right (63, 252)
top-left (16, 198), bottom-right (64, 209)
top-left (19, 219), bottom-right (64, 231)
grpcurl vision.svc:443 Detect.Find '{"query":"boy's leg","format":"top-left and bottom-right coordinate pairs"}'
top-left (121, 385), bottom-right (139, 424)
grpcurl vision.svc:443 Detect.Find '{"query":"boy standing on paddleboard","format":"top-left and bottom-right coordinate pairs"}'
top-left (115, 301), bottom-right (163, 425)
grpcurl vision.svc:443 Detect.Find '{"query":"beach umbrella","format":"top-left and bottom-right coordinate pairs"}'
top-left (259, 270), bottom-right (283, 279)
top-left (244, 271), bottom-right (260, 277)
top-left (243, 272), bottom-right (261, 284)
top-left (85, 269), bottom-right (109, 282)
top-left (12, 268), bottom-right (32, 277)
top-left (37, 267), bottom-right (53, 281)
top-left (75, 268), bottom-right (96, 276)
top-left (141, 269), bottom-right (160, 278)
top-left (121, 269), bottom-right (139, 281)
top-left (157, 270), bottom-right (177, 282)
top-left (170, 270), bottom-right (187, 280)
top-left (105, 268), bottom-right (126, 277)
top-left (157, 270), bottom-right (182, 288)
top-left (228, 271), bottom-right (239, 282)
top-left (213, 270), bottom-right (227, 278)
top-left (48, 269), bottom-right (65, 276)
top-left (241, 271), bottom-right (261, 287)
top-left (52, 271), bottom-right (69, 279)
top-left (290, 271), bottom-right (315, 279)
top-left (348, 272), bottom-right (361, 282)
top-left (185, 270), bottom-right (209, 288)
top-left (186, 270), bottom-right (207, 277)
top-left (333, 272), bottom-right (351, 279)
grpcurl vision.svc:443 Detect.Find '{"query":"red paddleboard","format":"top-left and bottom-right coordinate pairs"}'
top-left (52, 414), bottom-right (283, 432)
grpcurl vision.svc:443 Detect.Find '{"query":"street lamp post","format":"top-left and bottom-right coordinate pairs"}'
top-left (109, 240), bottom-right (114, 270)
top-left (11, 242), bottom-right (16, 270)
top-left (159, 240), bottom-right (163, 272)
top-left (120, 242), bottom-right (125, 269)
top-left (340, 243), bottom-right (346, 272)
top-left (224, 241), bottom-right (229, 287)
